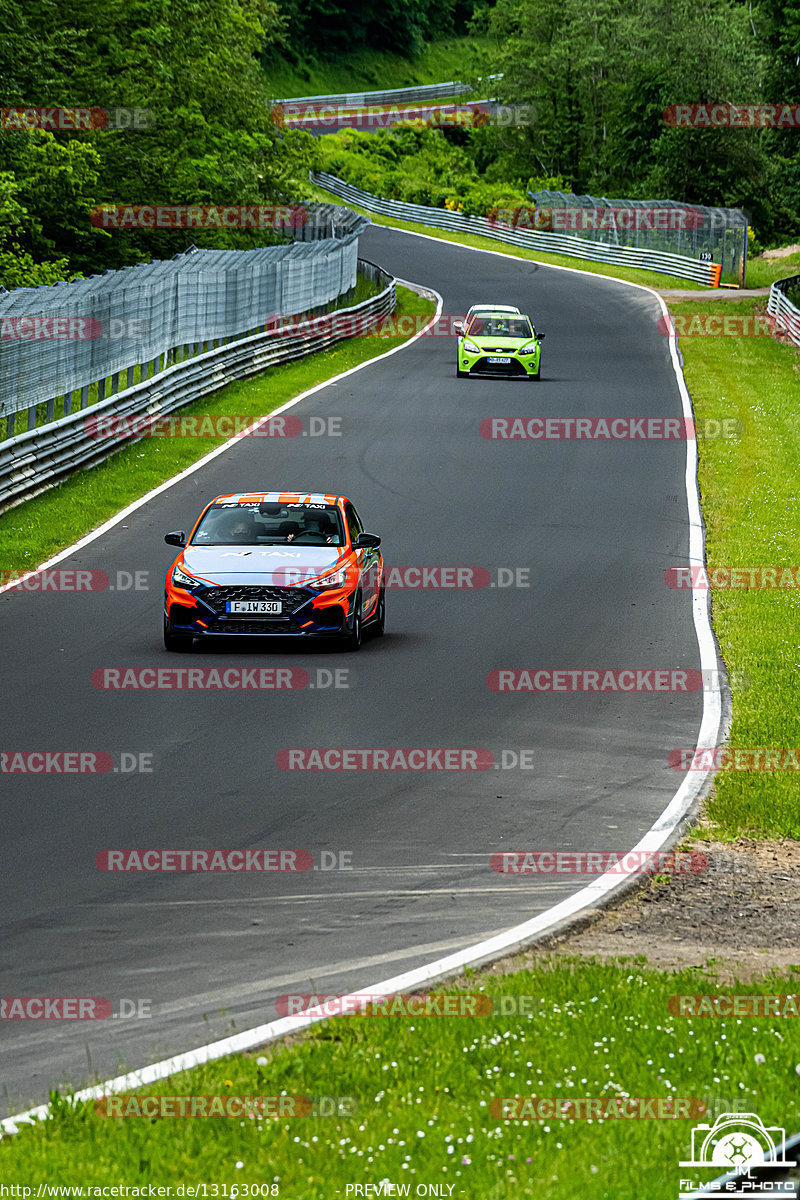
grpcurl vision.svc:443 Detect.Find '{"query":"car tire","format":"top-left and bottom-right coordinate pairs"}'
top-left (530, 365), bottom-right (541, 380)
top-left (456, 366), bottom-right (467, 379)
top-left (343, 591), bottom-right (363, 651)
top-left (163, 616), bottom-right (194, 652)
top-left (371, 587), bottom-right (385, 637)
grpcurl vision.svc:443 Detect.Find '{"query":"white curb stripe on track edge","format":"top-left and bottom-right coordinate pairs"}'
top-left (0, 238), bottom-right (723, 1134)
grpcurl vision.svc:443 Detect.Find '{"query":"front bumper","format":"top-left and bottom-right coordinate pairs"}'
top-left (165, 583), bottom-right (353, 637)
top-left (459, 346), bottom-right (540, 377)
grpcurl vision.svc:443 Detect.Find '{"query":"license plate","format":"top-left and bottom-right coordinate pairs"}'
top-left (487, 356), bottom-right (511, 364)
top-left (226, 600), bottom-right (281, 614)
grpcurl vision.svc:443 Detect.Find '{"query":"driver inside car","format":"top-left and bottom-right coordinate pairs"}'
top-left (216, 511), bottom-right (257, 542)
top-left (282, 512), bottom-right (336, 543)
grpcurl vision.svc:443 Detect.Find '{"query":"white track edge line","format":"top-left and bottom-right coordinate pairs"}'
top-left (1, 244), bottom-right (723, 1135)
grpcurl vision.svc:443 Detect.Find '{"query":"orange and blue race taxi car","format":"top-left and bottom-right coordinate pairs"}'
top-left (163, 492), bottom-right (384, 651)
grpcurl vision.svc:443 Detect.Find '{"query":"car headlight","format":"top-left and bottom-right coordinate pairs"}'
top-left (518, 342), bottom-right (538, 355)
top-left (310, 566), bottom-right (349, 590)
top-left (463, 339), bottom-right (482, 354)
top-left (171, 564), bottom-right (198, 591)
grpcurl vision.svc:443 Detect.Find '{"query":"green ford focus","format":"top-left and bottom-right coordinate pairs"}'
top-left (455, 311), bottom-right (545, 380)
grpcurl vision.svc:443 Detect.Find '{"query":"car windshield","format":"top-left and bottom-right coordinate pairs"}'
top-left (467, 316), bottom-right (532, 339)
top-left (191, 502), bottom-right (344, 546)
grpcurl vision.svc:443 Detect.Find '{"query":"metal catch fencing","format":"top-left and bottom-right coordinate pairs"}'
top-left (767, 274), bottom-right (800, 347)
top-left (529, 190), bottom-right (747, 286)
top-left (0, 205), bottom-right (368, 438)
top-left (311, 172), bottom-right (745, 287)
top-left (0, 261), bottom-right (395, 514)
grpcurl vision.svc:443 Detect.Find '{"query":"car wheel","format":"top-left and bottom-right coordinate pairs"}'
top-left (530, 365), bottom-right (541, 380)
top-left (343, 591), bottom-right (363, 651)
top-left (456, 365), bottom-right (467, 379)
top-left (163, 616), bottom-right (194, 652)
top-left (371, 587), bottom-right (385, 637)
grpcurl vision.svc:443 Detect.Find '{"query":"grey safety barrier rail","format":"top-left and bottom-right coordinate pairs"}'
top-left (0, 262), bottom-right (395, 514)
top-left (767, 274), bottom-right (800, 348)
top-left (277, 76), bottom-right (502, 108)
top-left (0, 204), bottom-right (369, 432)
top-left (311, 171), bottom-right (739, 287)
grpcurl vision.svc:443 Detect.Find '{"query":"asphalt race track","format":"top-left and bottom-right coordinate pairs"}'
top-left (0, 224), bottom-right (706, 1114)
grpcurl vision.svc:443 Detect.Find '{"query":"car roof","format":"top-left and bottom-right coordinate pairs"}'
top-left (468, 312), bottom-right (531, 323)
top-left (209, 492), bottom-right (344, 506)
top-left (467, 304), bottom-right (521, 313)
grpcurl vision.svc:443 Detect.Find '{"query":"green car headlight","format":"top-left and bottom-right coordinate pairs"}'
top-left (518, 342), bottom-right (539, 355)
top-left (462, 339), bottom-right (481, 354)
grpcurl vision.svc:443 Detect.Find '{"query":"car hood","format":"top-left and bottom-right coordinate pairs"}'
top-left (181, 545), bottom-right (345, 585)
top-left (465, 334), bottom-right (534, 349)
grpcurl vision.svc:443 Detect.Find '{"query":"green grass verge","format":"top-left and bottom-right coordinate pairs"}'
top-left (0, 285), bottom-right (433, 578)
top-left (670, 295), bottom-right (800, 838)
top-left (745, 251), bottom-right (800, 289)
top-left (3, 959), bottom-right (800, 1193)
top-left (263, 37), bottom-right (491, 101)
top-left (305, 182), bottom-right (707, 292)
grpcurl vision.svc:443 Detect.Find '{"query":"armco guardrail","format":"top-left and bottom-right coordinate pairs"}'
top-left (277, 77), bottom-right (502, 108)
top-left (312, 172), bottom-right (731, 287)
top-left (0, 262), bottom-right (394, 514)
top-left (767, 274), bottom-right (800, 347)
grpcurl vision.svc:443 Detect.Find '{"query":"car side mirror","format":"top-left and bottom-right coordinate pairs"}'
top-left (454, 322), bottom-right (465, 336)
top-left (354, 532), bottom-right (381, 549)
top-left (538, 331), bottom-right (546, 339)
top-left (164, 531), bottom-right (186, 547)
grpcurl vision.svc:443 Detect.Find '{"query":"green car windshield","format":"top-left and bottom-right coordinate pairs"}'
top-left (467, 315), bottom-right (532, 339)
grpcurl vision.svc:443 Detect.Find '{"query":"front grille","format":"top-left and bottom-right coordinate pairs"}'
top-left (198, 585), bottom-right (311, 616)
top-left (207, 619), bottom-right (300, 634)
top-left (475, 357), bottom-right (527, 376)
